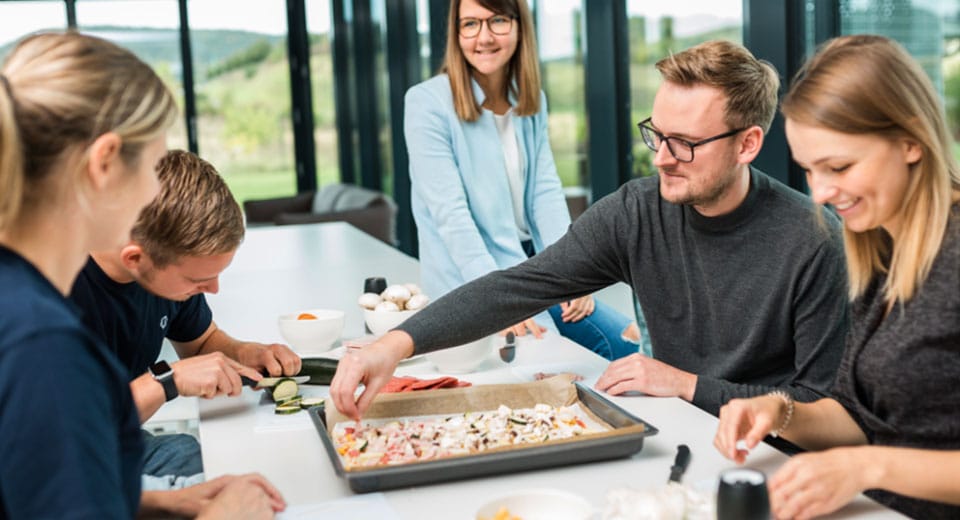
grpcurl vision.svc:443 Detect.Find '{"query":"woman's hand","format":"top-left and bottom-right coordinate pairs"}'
top-left (330, 331), bottom-right (415, 420)
top-left (559, 295), bottom-right (595, 323)
top-left (714, 394), bottom-right (785, 464)
top-left (768, 448), bottom-right (869, 520)
top-left (500, 318), bottom-right (546, 339)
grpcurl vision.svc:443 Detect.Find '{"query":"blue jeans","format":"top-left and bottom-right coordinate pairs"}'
top-left (547, 300), bottom-right (638, 361)
top-left (141, 430), bottom-right (204, 478)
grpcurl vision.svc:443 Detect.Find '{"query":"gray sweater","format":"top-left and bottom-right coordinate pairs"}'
top-left (399, 169), bottom-right (849, 414)
top-left (832, 204), bottom-right (960, 519)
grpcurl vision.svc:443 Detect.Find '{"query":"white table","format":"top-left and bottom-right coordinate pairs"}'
top-left (200, 222), bottom-right (901, 519)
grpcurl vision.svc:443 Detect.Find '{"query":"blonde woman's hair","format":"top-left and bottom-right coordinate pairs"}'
top-left (656, 40), bottom-right (780, 133)
top-left (0, 31), bottom-right (178, 231)
top-left (783, 34), bottom-right (960, 305)
top-left (443, 0), bottom-right (540, 121)
top-left (131, 150), bottom-right (244, 268)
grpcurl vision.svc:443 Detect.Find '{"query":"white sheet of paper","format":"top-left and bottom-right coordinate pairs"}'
top-left (276, 493), bottom-right (400, 520)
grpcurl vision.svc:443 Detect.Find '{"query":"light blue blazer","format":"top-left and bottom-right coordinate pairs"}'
top-left (404, 75), bottom-right (569, 327)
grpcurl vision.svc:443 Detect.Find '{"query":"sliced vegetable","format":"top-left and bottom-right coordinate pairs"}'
top-left (274, 404), bottom-right (302, 415)
top-left (271, 378), bottom-right (299, 402)
top-left (300, 397), bottom-right (325, 409)
top-left (276, 395), bottom-right (303, 407)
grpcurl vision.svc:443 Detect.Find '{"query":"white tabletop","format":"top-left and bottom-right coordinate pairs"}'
top-left (200, 222), bottom-right (901, 519)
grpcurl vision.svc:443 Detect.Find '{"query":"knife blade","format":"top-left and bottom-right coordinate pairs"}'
top-left (668, 444), bottom-right (691, 483)
top-left (241, 375), bottom-right (310, 388)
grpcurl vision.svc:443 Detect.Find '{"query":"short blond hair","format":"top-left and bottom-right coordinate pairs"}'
top-left (0, 31), bottom-right (177, 231)
top-left (443, 0), bottom-right (540, 121)
top-left (783, 34), bottom-right (960, 305)
top-left (131, 150), bottom-right (244, 268)
top-left (656, 40), bottom-right (780, 133)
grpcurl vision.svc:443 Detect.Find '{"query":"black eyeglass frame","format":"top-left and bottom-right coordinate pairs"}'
top-left (637, 117), bottom-right (746, 163)
top-left (457, 15), bottom-right (516, 38)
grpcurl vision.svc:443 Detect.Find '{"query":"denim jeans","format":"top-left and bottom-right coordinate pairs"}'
top-left (547, 300), bottom-right (638, 361)
top-left (141, 430), bottom-right (204, 478)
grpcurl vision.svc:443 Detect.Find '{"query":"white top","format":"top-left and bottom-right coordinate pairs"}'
top-left (493, 109), bottom-right (530, 241)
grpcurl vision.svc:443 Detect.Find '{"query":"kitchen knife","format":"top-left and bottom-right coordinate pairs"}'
top-left (668, 444), bottom-right (691, 483)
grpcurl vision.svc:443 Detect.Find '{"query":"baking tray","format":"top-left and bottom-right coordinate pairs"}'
top-left (308, 380), bottom-right (658, 493)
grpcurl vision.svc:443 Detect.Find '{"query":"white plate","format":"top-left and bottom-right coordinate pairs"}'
top-left (476, 488), bottom-right (594, 520)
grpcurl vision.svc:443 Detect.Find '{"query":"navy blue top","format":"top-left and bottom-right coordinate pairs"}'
top-left (69, 257), bottom-right (212, 379)
top-left (0, 246), bottom-right (142, 519)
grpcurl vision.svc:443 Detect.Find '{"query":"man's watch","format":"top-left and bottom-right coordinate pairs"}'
top-left (148, 360), bottom-right (178, 402)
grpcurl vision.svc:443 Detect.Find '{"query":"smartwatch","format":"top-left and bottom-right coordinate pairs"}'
top-left (148, 360), bottom-right (178, 402)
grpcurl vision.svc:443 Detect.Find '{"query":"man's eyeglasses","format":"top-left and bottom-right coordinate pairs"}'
top-left (458, 15), bottom-right (515, 38)
top-left (637, 117), bottom-right (746, 163)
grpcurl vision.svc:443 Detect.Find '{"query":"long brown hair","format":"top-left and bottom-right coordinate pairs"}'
top-left (0, 31), bottom-right (177, 231)
top-left (443, 0), bottom-right (540, 121)
top-left (783, 35), bottom-right (960, 305)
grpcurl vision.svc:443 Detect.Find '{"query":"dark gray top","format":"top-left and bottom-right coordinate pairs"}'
top-left (399, 169), bottom-right (848, 414)
top-left (833, 204), bottom-right (960, 519)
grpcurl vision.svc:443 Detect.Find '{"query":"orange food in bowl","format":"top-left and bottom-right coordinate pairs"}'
top-left (297, 312), bottom-right (318, 320)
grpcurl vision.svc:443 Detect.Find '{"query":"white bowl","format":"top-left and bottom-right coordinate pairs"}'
top-left (363, 308), bottom-right (420, 336)
top-left (476, 488), bottom-right (594, 520)
top-left (425, 335), bottom-right (493, 374)
top-left (277, 308), bottom-right (345, 354)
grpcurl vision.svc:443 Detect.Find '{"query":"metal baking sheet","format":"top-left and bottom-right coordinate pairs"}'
top-left (308, 383), bottom-right (658, 493)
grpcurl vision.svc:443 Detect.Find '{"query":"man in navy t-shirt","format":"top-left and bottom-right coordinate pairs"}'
top-left (70, 150), bottom-right (302, 478)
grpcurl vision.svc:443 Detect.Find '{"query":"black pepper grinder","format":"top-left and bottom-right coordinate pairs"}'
top-left (362, 277), bottom-right (387, 334)
top-left (717, 468), bottom-right (771, 520)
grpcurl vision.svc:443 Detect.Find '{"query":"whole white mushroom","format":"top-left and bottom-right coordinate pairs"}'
top-left (374, 300), bottom-right (401, 312)
top-left (357, 292), bottom-right (382, 310)
top-left (381, 284), bottom-right (412, 305)
top-left (403, 283), bottom-right (422, 296)
top-left (405, 293), bottom-right (430, 310)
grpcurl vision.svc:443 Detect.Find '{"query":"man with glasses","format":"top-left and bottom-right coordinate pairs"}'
top-left (330, 40), bottom-right (848, 420)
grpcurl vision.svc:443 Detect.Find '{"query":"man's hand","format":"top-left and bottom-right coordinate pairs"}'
top-left (171, 352), bottom-right (263, 399)
top-left (192, 474), bottom-right (286, 520)
top-left (236, 342), bottom-right (301, 377)
top-left (500, 318), bottom-right (547, 339)
top-left (330, 330), bottom-right (414, 421)
top-left (594, 353), bottom-right (697, 401)
top-left (559, 295), bottom-right (595, 323)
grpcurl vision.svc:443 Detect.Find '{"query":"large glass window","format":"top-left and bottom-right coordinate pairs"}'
top-left (838, 0), bottom-right (960, 158)
top-left (188, 0), bottom-right (294, 203)
top-left (536, 0), bottom-right (587, 190)
top-left (0, 1), bottom-right (67, 62)
top-left (626, 1), bottom-right (743, 178)
top-left (306, 0), bottom-right (340, 190)
top-left (74, 0), bottom-right (188, 151)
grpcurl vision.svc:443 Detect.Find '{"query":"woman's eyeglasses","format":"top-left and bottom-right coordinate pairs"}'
top-left (458, 15), bottom-right (515, 38)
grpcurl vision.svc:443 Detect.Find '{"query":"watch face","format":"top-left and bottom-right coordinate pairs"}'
top-left (151, 360), bottom-right (172, 376)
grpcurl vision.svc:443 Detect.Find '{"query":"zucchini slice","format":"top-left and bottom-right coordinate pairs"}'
top-left (271, 378), bottom-right (299, 402)
top-left (276, 395), bottom-right (303, 407)
top-left (300, 397), bottom-right (325, 409)
top-left (274, 404), bottom-right (302, 415)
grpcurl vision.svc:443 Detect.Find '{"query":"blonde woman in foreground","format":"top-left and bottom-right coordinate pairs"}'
top-left (0, 32), bottom-right (283, 519)
top-left (714, 34), bottom-right (960, 520)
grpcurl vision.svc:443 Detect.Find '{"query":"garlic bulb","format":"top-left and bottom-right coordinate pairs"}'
top-left (374, 300), bottom-right (400, 312)
top-left (357, 292), bottom-right (382, 310)
top-left (405, 293), bottom-right (430, 310)
top-left (381, 284), bottom-right (412, 305)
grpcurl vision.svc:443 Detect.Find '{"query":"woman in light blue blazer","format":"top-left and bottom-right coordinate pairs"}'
top-left (403, 0), bottom-right (639, 360)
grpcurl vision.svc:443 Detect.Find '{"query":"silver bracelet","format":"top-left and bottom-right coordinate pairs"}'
top-left (768, 390), bottom-right (794, 438)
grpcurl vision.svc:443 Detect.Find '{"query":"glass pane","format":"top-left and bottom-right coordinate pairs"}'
top-left (306, 0), bottom-right (341, 190)
top-left (626, 1), bottom-right (743, 178)
top-left (536, 0), bottom-right (587, 190)
top-left (74, 0), bottom-right (188, 151)
top-left (838, 0), bottom-right (960, 159)
top-left (372, 0), bottom-right (393, 195)
top-left (0, 1), bottom-right (67, 62)
top-left (418, 0), bottom-right (433, 80)
top-left (188, 0), bottom-right (294, 204)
